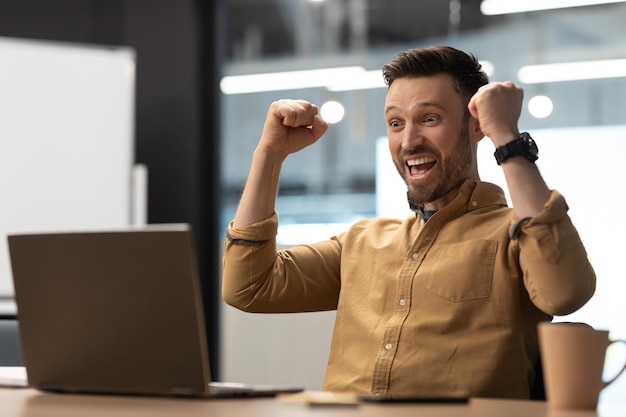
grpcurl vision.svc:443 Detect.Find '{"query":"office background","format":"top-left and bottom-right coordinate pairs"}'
top-left (1, 0), bottom-right (625, 397)
top-left (0, 0), bottom-right (223, 378)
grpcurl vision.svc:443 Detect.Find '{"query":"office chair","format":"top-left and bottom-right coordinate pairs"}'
top-left (530, 354), bottom-right (546, 400)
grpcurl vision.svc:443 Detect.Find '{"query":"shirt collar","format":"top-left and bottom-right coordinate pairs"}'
top-left (407, 180), bottom-right (508, 221)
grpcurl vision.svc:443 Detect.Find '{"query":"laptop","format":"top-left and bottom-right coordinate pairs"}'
top-left (8, 224), bottom-right (304, 398)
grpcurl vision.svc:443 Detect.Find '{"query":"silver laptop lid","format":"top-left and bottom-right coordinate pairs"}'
top-left (8, 225), bottom-right (212, 396)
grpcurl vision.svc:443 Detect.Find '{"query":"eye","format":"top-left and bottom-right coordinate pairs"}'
top-left (424, 115), bottom-right (440, 124)
top-left (388, 120), bottom-right (402, 129)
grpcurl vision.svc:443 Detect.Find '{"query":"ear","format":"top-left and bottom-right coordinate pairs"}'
top-left (468, 116), bottom-right (484, 144)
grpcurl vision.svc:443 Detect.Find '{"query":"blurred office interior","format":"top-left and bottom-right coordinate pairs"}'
top-left (1, 0), bottom-right (625, 395)
top-left (220, 0), bottom-right (626, 237)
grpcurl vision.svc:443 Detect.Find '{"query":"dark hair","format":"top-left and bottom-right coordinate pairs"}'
top-left (382, 45), bottom-right (489, 105)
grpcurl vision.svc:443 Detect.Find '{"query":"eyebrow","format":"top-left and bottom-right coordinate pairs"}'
top-left (384, 101), bottom-right (447, 115)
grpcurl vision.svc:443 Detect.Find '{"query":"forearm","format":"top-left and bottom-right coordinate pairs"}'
top-left (232, 146), bottom-right (285, 228)
top-left (232, 99), bottom-right (328, 228)
top-left (469, 82), bottom-right (552, 218)
top-left (500, 158), bottom-right (552, 219)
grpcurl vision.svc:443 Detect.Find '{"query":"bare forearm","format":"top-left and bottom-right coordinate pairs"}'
top-left (232, 147), bottom-right (285, 228)
top-left (500, 158), bottom-right (552, 219)
top-left (469, 82), bottom-right (551, 218)
top-left (232, 100), bottom-right (328, 228)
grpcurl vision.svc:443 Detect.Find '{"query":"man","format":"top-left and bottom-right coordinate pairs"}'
top-left (222, 46), bottom-right (596, 399)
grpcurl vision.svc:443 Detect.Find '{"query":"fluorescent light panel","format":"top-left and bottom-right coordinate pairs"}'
top-left (518, 59), bottom-right (626, 83)
top-left (481, 0), bottom-right (626, 15)
top-left (326, 70), bottom-right (385, 91)
top-left (221, 60), bottom-right (494, 94)
top-left (220, 66), bottom-right (365, 94)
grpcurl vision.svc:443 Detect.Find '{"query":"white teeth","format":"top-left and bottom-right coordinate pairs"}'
top-left (407, 157), bottom-right (435, 166)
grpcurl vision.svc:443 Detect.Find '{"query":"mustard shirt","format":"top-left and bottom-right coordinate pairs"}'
top-left (222, 180), bottom-right (596, 399)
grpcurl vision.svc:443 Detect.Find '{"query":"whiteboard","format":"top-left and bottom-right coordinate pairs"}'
top-left (0, 37), bottom-right (135, 304)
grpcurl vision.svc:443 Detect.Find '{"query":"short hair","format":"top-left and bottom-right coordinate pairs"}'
top-left (382, 45), bottom-right (489, 105)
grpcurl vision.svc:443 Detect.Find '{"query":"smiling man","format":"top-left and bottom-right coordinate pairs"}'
top-left (222, 46), bottom-right (596, 399)
top-left (386, 74), bottom-right (479, 214)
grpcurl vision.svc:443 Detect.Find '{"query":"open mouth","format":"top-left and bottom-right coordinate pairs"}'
top-left (407, 156), bottom-right (436, 178)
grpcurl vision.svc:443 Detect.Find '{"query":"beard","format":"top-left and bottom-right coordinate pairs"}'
top-left (393, 123), bottom-right (473, 209)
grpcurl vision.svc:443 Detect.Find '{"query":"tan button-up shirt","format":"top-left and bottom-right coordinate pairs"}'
top-left (222, 180), bottom-right (596, 399)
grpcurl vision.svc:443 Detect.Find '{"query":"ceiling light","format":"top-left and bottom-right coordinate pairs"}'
top-left (221, 60), bottom-right (495, 95)
top-left (481, 0), bottom-right (626, 15)
top-left (528, 95), bottom-right (554, 118)
top-left (518, 59), bottom-right (626, 83)
top-left (220, 66), bottom-right (365, 95)
top-left (320, 101), bottom-right (345, 124)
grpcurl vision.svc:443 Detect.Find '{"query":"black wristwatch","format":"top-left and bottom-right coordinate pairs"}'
top-left (493, 132), bottom-right (538, 165)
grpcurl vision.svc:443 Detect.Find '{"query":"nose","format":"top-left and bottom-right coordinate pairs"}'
top-left (401, 123), bottom-right (425, 151)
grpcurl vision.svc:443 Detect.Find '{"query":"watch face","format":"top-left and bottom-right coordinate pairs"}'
top-left (521, 133), bottom-right (539, 162)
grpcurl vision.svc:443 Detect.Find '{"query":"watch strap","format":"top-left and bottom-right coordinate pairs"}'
top-left (494, 132), bottom-right (538, 165)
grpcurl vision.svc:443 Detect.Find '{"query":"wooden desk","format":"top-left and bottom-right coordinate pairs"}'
top-left (1, 389), bottom-right (625, 417)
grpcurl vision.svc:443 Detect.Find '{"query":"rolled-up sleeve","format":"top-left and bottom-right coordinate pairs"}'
top-left (514, 191), bottom-right (596, 316)
top-left (222, 212), bottom-right (342, 313)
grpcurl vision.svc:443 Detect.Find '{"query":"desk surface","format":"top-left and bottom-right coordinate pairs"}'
top-left (1, 388), bottom-right (625, 417)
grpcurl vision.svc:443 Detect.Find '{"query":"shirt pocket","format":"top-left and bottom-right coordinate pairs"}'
top-left (424, 240), bottom-right (497, 302)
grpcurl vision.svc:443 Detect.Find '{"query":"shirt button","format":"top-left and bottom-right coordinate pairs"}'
top-left (471, 200), bottom-right (478, 207)
top-left (399, 299), bottom-right (406, 306)
top-left (411, 253), bottom-right (419, 260)
top-left (385, 343), bottom-right (393, 350)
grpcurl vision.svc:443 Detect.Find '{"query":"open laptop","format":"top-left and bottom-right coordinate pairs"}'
top-left (7, 225), bottom-right (303, 398)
